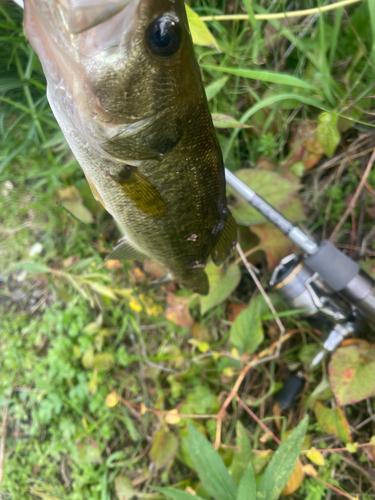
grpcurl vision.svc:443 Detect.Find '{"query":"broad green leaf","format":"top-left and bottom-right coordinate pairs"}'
top-left (237, 462), bottom-right (256, 500)
top-left (257, 416), bottom-right (308, 500)
top-left (227, 170), bottom-right (304, 226)
top-left (151, 486), bottom-right (205, 500)
top-left (185, 4), bottom-right (218, 48)
top-left (184, 423), bottom-right (237, 500)
top-left (329, 341), bottom-right (375, 405)
top-left (149, 429), bottom-right (179, 469)
top-left (317, 112), bottom-right (341, 157)
top-left (92, 353), bottom-right (115, 372)
top-left (212, 113), bottom-right (251, 129)
top-left (229, 421), bottom-right (253, 485)
top-left (200, 263), bottom-right (241, 315)
top-left (205, 76), bottom-right (229, 101)
top-left (230, 297), bottom-right (264, 355)
top-left (202, 65), bottom-right (319, 91)
top-left (314, 402), bottom-right (352, 443)
top-left (114, 472), bottom-right (135, 500)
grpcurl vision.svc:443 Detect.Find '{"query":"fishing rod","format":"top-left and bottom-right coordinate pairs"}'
top-left (225, 167), bottom-right (375, 408)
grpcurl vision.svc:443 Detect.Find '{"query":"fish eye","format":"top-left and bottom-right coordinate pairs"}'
top-left (145, 15), bottom-right (181, 58)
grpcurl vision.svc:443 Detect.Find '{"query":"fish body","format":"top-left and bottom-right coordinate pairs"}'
top-left (24, 0), bottom-right (237, 294)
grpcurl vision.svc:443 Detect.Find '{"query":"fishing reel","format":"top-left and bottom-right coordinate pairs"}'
top-left (269, 253), bottom-right (372, 409)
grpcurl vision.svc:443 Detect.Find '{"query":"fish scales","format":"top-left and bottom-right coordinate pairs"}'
top-left (24, 0), bottom-right (237, 294)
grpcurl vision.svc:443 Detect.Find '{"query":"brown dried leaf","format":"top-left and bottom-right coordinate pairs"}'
top-left (165, 293), bottom-right (194, 327)
top-left (288, 120), bottom-right (324, 171)
top-left (250, 223), bottom-right (299, 270)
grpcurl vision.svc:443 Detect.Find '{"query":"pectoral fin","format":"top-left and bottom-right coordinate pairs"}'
top-left (106, 238), bottom-right (147, 261)
top-left (211, 212), bottom-right (237, 265)
top-left (109, 166), bottom-right (167, 218)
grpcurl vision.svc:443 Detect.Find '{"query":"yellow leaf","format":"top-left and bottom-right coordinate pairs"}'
top-left (346, 442), bottom-right (358, 453)
top-left (281, 460), bottom-right (304, 496)
top-left (303, 464), bottom-right (318, 477)
top-left (306, 447), bottom-right (325, 466)
top-left (186, 487), bottom-right (196, 496)
top-left (223, 367), bottom-right (234, 377)
top-left (231, 347), bottom-right (240, 357)
top-left (185, 4), bottom-right (219, 49)
top-left (165, 409), bottom-right (181, 425)
top-left (141, 403), bottom-right (146, 415)
top-left (197, 342), bottom-right (210, 353)
top-left (106, 392), bottom-right (119, 408)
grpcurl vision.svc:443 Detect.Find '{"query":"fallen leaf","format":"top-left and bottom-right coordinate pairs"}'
top-left (92, 353), bottom-right (115, 372)
top-left (82, 346), bottom-right (94, 369)
top-left (303, 464), bottom-right (318, 477)
top-left (227, 169), bottom-right (305, 226)
top-left (329, 341), bottom-right (375, 405)
top-left (143, 260), bottom-right (168, 279)
top-left (165, 293), bottom-right (194, 327)
top-left (317, 112), bottom-right (341, 158)
top-left (281, 460), bottom-right (304, 496)
top-left (105, 259), bottom-right (122, 269)
top-left (306, 447), bottom-right (325, 466)
top-left (106, 392), bottom-right (119, 407)
top-left (227, 303), bottom-right (248, 322)
top-left (114, 472), bottom-right (135, 500)
top-left (250, 223), bottom-right (299, 270)
top-left (288, 120), bottom-right (324, 171)
top-left (185, 4), bottom-right (218, 48)
top-left (56, 185), bottom-right (94, 224)
top-left (192, 323), bottom-right (211, 342)
top-left (149, 429), bottom-right (179, 469)
top-left (129, 266), bottom-right (146, 284)
top-left (165, 409), bottom-right (181, 425)
top-left (200, 262), bottom-right (241, 315)
top-left (314, 402), bottom-right (352, 443)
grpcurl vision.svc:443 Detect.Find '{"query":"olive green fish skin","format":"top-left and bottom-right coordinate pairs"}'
top-left (24, 0), bottom-right (237, 294)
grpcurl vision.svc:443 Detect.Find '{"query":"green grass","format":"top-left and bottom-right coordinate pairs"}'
top-left (1, 1), bottom-right (375, 499)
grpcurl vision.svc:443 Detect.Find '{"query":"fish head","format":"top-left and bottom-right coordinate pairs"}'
top-left (24, 0), bottom-right (200, 160)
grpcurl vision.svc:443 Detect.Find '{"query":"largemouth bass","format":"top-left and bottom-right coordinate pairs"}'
top-left (24, 0), bottom-right (237, 294)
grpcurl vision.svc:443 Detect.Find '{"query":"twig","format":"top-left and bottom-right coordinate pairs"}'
top-left (200, 0), bottom-right (362, 22)
top-left (330, 148), bottom-right (375, 242)
top-left (305, 473), bottom-right (356, 500)
top-left (236, 242), bottom-right (286, 344)
top-left (237, 397), bottom-right (281, 445)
